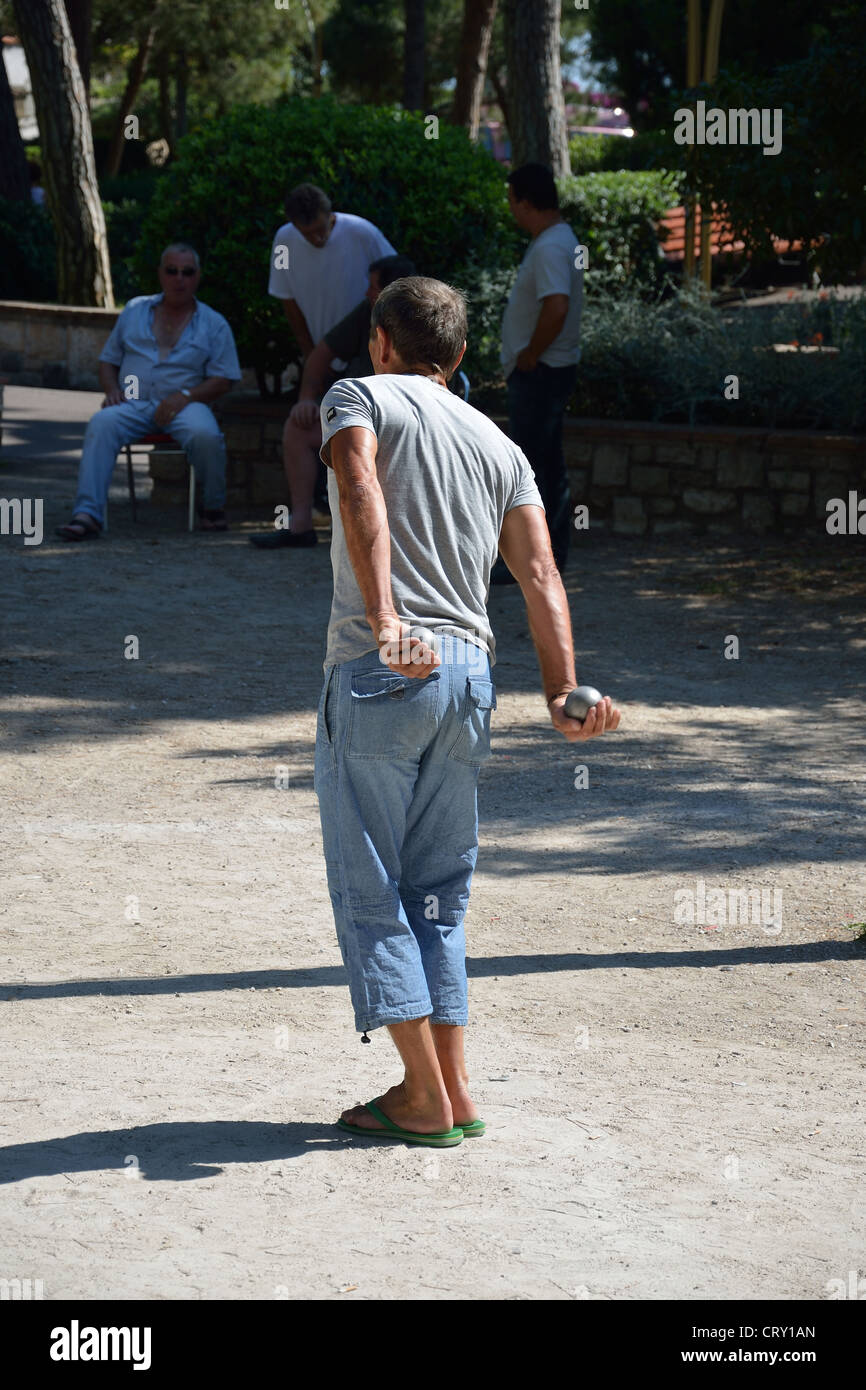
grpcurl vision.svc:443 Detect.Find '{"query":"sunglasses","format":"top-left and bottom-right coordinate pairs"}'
top-left (164, 266), bottom-right (196, 277)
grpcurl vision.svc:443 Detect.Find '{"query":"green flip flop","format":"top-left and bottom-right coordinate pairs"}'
top-left (460, 1119), bottom-right (486, 1137)
top-left (337, 1098), bottom-right (464, 1147)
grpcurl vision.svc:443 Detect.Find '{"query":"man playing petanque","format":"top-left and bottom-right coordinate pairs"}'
top-left (316, 276), bottom-right (620, 1148)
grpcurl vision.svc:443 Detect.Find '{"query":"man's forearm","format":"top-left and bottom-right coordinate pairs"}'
top-left (522, 564), bottom-right (578, 704)
top-left (342, 481), bottom-right (395, 636)
top-left (99, 362), bottom-right (120, 394)
top-left (330, 430), bottom-right (395, 637)
top-left (298, 343), bottom-right (335, 402)
top-left (527, 299), bottom-right (568, 361)
top-left (188, 377), bottom-right (231, 406)
top-left (283, 299), bottom-right (315, 358)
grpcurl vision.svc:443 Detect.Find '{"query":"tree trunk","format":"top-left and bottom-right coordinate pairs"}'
top-left (175, 51), bottom-right (188, 142)
top-left (502, 0), bottom-right (569, 175)
top-left (452, 0), bottom-right (497, 140)
top-left (490, 64), bottom-right (510, 135)
top-left (11, 0), bottom-right (113, 306)
top-left (104, 26), bottom-right (154, 178)
top-left (157, 53), bottom-right (173, 157)
top-left (0, 44), bottom-right (31, 200)
top-left (63, 0), bottom-right (91, 95)
top-left (403, 0), bottom-right (425, 110)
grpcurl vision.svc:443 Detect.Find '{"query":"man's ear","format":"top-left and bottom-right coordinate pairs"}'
top-left (446, 340), bottom-right (467, 379)
top-left (371, 323), bottom-right (390, 369)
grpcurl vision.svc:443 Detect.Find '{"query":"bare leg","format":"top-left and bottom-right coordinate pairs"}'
top-left (430, 1024), bottom-right (479, 1126)
top-left (282, 416), bottom-right (321, 534)
top-left (339, 1016), bottom-right (454, 1133)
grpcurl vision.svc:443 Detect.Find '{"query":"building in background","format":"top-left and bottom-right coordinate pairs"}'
top-left (2, 36), bottom-right (38, 142)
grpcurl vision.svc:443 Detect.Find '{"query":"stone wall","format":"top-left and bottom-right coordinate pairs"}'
top-left (0, 301), bottom-right (119, 390)
top-left (115, 394), bottom-right (866, 535)
top-left (560, 419), bottom-right (865, 535)
top-left (0, 300), bottom-right (265, 394)
top-left (148, 394), bottom-right (289, 512)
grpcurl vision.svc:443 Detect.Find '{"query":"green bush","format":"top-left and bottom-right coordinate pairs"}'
top-left (574, 287), bottom-right (866, 430)
top-left (134, 97), bottom-right (518, 387)
top-left (0, 184), bottom-right (155, 306)
top-left (569, 129), bottom-right (675, 176)
top-left (557, 170), bottom-right (684, 296)
top-left (102, 199), bottom-right (152, 303)
top-left (0, 197), bottom-right (56, 301)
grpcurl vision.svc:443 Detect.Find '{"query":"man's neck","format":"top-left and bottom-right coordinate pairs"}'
top-left (404, 368), bottom-right (446, 388)
top-left (158, 296), bottom-right (196, 318)
top-left (529, 210), bottom-right (563, 239)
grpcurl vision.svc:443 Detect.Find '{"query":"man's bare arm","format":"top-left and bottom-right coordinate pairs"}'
top-left (282, 298), bottom-right (315, 359)
top-left (329, 426), bottom-right (393, 633)
top-left (189, 376), bottom-right (232, 405)
top-left (98, 361), bottom-right (122, 406)
top-left (298, 340), bottom-right (337, 402)
top-left (499, 504), bottom-right (577, 702)
top-left (328, 426), bottom-right (438, 676)
top-left (498, 503), bottom-right (620, 740)
top-left (516, 293), bottom-right (570, 370)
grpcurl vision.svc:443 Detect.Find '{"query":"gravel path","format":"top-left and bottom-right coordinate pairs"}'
top-left (1, 406), bottom-right (865, 1300)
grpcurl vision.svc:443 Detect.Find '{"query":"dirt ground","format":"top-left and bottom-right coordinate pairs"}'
top-left (1, 395), bottom-right (865, 1300)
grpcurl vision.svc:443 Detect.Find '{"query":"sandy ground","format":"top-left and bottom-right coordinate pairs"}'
top-left (1, 386), bottom-right (865, 1301)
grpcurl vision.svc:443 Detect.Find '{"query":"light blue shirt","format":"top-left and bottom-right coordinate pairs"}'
top-left (99, 294), bottom-right (242, 402)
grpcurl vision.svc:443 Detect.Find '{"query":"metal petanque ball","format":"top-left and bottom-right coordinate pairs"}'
top-left (564, 685), bottom-right (603, 721)
top-left (410, 627), bottom-right (441, 659)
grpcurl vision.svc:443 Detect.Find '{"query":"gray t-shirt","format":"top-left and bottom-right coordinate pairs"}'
top-left (501, 221), bottom-right (584, 379)
top-left (318, 373), bottom-right (543, 668)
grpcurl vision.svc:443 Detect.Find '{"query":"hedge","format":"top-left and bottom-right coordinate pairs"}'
top-left (134, 97), bottom-right (518, 387)
top-left (557, 169), bottom-right (684, 296)
top-left (574, 287), bottom-right (866, 430)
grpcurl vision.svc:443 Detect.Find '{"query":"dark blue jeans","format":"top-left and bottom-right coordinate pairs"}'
top-left (506, 361), bottom-right (577, 570)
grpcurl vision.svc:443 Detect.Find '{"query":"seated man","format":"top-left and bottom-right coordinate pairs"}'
top-left (56, 243), bottom-right (241, 539)
top-left (250, 253), bottom-right (416, 549)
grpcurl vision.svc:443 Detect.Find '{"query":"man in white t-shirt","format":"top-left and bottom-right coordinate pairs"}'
top-left (267, 183), bottom-right (396, 358)
top-left (496, 163), bottom-right (583, 584)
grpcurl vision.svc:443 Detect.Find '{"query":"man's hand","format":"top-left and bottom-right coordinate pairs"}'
top-left (515, 346), bottom-right (538, 373)
top-left (375, 614), bottom-right (441, 679)
top-left (101, 387), bottom-right (124, 408)
top-left (153, 392), bottom-right (189, 430)
top-left (290, 399), bottom-right (320, 430)
top-left (548, 693), bottom-right (621, 742)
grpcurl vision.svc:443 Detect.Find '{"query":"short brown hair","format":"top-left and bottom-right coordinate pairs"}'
top-left (285, 183), bottom-right (331, 223)
top-left (370, 276), bottom-right (467, 378)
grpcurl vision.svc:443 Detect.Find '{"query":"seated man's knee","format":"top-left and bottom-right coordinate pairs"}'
top-left (182, 404), bottom-right (221, 441)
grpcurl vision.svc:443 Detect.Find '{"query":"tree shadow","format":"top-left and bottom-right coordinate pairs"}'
top-left (0, 1119), bottom-right (351, 1186)
top-left (3, 938), bottom-right (858, 1007)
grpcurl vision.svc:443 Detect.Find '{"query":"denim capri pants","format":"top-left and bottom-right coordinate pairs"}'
top-left (314, 636), bottom-right (495, 1034)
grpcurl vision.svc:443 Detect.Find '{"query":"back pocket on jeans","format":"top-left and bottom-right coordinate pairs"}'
top-left (448, 677), bottom-right (496, 765)
top-left (346, 667), bottom-right (440, 758)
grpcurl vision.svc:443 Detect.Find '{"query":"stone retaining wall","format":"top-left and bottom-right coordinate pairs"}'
top-left (562, 419), bottom-right (865, 535)
top-left (149, 397), bottom-right (864, 536)
top-left (0, 301), bottom-right (119, 390)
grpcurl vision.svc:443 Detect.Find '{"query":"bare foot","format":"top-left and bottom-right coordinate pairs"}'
top-left (443, 1082), bottom-right (479, 1128)
top-left (340, 1081), bottom-right (453, 1134)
